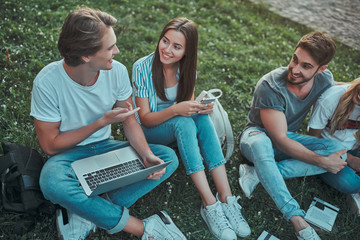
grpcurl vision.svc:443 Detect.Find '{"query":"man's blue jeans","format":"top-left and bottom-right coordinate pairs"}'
top-left (39, 138), bottom-right (178, 234)
top-left (239, 126), bottom-right (360, 221)
top-left (141, 114), bottom-right (226, 175)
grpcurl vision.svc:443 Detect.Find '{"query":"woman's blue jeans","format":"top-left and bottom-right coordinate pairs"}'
top-left (39, 138), bottom-right (178, 234)
top-left (239, 126), bottom-right (360, 221)
top-left (141, 114), bottom-right (226, 175)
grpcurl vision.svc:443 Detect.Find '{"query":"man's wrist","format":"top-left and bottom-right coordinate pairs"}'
top-left (315, 154), bottom-right (327, 168)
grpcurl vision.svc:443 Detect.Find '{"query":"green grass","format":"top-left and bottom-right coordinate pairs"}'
top-left (1, 0), bottom-right (360, 239)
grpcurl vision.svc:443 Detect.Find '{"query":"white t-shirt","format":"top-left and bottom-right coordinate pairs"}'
top-left (30, 60), bottom-right (132, 146)
top-left (156, 83), bottom-right (178, 111)
top-left (308, 85), bottom-right (360, 150)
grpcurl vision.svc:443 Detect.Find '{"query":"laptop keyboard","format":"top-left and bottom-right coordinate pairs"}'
top-left (83, 158), bottom-right (145, 190)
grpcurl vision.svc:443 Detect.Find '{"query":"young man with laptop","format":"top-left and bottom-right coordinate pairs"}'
top-left (30, 7), bottom-right (185, 240)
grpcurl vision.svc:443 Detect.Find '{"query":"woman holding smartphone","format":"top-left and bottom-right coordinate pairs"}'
top-left (132, 18), bottom-right (250, 240)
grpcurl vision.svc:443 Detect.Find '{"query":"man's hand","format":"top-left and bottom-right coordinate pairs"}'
top-left (102, 102), bottom-right (140, 125)
top-left (143, 154), bottom-right (166, 180)
top-left (320, 149), bottom-right (347, 174)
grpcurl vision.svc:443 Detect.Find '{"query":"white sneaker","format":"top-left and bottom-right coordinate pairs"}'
top-left (142, 210), bottom-right (187, 240)
top-left (200, 201), bottom-right (236, 240)
top-left (56, 208), bottom-right (96, 240)
top-left (238, 164), bottom-right (259, 197)
top-left (219, 194), bottom-right (251, 237)
top-left (347, 193), bottom-right (360, 216)
top-left (296, 226), bottom-right (321, 240)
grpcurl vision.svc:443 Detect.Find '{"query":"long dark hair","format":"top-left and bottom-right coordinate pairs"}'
top-left (152, 17), bottom-right (198, 102)
top-left (330, 77), bottom-right (360, 135)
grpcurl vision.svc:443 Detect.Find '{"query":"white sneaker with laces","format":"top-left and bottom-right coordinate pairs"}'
top-left (56, 208), bottom-right (96, 240)
top-left (200, 201), bottom-right (236, 240)
top-left (296, 226), bottom-right (321, 240)
top-left (142, 210), bottom-right (187, 240)
top-left (218, 194), bottom-right (251, 237)
top-left (347, 193), bottom-right (360, 216)
top-left (238, 164), bottom-right (259, 197)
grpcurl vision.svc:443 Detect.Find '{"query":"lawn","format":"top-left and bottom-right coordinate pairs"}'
top-left (1, 0), bottom-right (360, 239)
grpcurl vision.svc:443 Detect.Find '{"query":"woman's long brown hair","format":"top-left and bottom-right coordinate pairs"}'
top-left (152, 18), bottom-right (198, 102)
top-left (330, 77), bottom-right (360, 135)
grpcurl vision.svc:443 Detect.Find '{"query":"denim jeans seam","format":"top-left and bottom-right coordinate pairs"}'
top-left (208, 160), bottom-right (226, 172)
top-left (186, 165), bottom-right (205, 175)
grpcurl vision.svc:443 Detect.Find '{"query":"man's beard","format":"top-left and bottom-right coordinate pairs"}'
top-left (287, 67), bottom-right (320, 85)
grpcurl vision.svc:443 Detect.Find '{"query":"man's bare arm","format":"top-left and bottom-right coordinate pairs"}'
top-left (260, 108), bottom-right (346, 174)
top-left (35, 100), bottom-right (139, 156)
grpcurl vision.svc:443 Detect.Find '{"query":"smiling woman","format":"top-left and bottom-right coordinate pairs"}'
top-left (132, 17), bottom-right (251, 239)
top-left (159, 30), bottom-right (186, 66)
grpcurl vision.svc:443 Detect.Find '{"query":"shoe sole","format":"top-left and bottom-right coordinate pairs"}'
top-left (347, 194), bottom-right (360, 216)
top-left (200, 207), bottom-right (236, 240)
top-left (158, 211), bottom-right (187, 240)
top-left (200, 207), bottom-right (221, 240)
top-left (56, 208), bottom-right (96, 240)
top-left (238, 165), bottom-right (251, 197)
top-left (56, 209), bottom-right (66, 240)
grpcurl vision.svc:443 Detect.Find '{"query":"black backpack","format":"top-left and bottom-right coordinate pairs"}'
top-left (0, 141), bottom-right (46, 213)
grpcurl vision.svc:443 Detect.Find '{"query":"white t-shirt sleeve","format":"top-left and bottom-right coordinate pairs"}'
top-left (308, 85), bottom-right (347, 130)
top-left (308, 99), bottom-right (332, 130)
top-left (30, 63), bottom-right (62, 122)
top-left (115, 63), bottom-right (132, 101)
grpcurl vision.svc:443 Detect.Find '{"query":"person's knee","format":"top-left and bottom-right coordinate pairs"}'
top-left (167, 149), bottom-right (179, 170)
top-left (173, 116), bottom-right (196, 136)
top-left (174, 116), bottom-right (194, 128)
top-left (325, 139), bottom-right (346, 152)
top-left (321, 168), bottom-right (360, 194)
top-left (40, 168), bottom-right (61, 199)
top-left (240, 130), bottom-right (273, 162)
top-left (150, 144), bottom-right (179, 170)
top-left (335, 176), bottom-right (360, 194)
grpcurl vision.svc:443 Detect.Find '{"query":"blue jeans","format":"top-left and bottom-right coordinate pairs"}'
top-left (39, 139), bottom-right (178, 233)
top-left (239, 126), bottom-right (355, 221)
top-left (320, 147), bottom-right (360, 194)
top-left (141, 114), bottom-right (226, 175)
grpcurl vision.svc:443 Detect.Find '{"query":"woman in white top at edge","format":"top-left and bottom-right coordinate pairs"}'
top-left (308, 77), bottom-right (360, 215)
top-left (132, 17), bottom-right (250, 240)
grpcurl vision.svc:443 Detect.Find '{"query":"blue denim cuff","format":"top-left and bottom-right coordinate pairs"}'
top-left (284, 208), bottom-right (306, 221)
top-left (208, 160), bottom-right (226, 172)
top-left (107, 207), bottom-right (130, 234)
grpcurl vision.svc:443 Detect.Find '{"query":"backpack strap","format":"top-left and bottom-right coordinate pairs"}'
top-left (0, 153), bottom-right (15, 174)
top-left (207, 89), bottom-right (234, 161)
top-left (215, 98), bottom-right (234, 161)
top-left (207, 89), bottom-right (223, 99)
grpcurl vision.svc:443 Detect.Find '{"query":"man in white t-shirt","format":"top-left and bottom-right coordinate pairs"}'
top-left (30, 7), bottom-right (185, 240)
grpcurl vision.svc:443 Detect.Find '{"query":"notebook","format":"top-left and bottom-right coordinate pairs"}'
top-left (257, 231), bottom-right (280, 240)
top-left (304, 197), bottom-right (339, 232)
top-left (71, 146), bottom-right (171, 197)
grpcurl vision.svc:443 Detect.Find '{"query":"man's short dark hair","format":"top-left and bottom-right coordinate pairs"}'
top-left (58, 7), bottom-right (117, 67)
top-left (296, 31), bottom-right (336, 66)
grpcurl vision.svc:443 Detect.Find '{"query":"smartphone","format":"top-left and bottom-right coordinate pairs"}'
top-left (201, 97), bottom-right (216, 103)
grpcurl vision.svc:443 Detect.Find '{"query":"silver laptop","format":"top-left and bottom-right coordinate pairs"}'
top-left (71, 146), bottom-right (171, 197)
